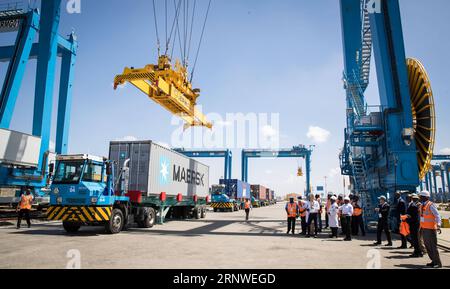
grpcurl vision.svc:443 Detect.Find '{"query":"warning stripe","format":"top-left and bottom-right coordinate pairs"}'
top-left (211, 202), bottom-right (233, 209)
top-left (47, 206), bottom-right (112, 222)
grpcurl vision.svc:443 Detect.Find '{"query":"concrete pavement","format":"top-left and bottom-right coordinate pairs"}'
top-left (0, 202), bottom-right (449, 269)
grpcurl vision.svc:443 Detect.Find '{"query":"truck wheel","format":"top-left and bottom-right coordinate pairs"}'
top-left (63, 222), bottom-right (80, 233)
top-left (201, 207), bottom-right (206, 219)
top-left (139, 208), bottom-right (156, 228)
top-left (194, 207), bottom-right (201, 219)
top-left (213, 208), bottom-right (218, 212)
top-left (105, 208), bottom-right (124, 234)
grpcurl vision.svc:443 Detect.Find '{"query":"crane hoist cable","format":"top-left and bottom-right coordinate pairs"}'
top-left (190, 0), bottom-right (212, 82)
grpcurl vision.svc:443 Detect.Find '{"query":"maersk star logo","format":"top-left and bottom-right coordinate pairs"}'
top-left (160, 156), bottom-right (170, 185)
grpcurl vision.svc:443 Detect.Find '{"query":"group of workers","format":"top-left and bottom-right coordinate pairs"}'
top-left (285, 193), bottom-right (362, 240)
top-left (284, 190), bottom-right (443, 268)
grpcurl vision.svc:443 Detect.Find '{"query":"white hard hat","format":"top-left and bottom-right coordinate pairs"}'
top-left (330, 196), bottom-right (337, 201)
top-left (344, 197), bottom-right (350, 201)
top-left (419, 191), bottom-right (431, 198)
top-left (378, 195), bottom-right (387, 200)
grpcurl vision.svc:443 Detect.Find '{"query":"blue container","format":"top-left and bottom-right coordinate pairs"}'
top-left (219, 179), bottom-right (251, 199)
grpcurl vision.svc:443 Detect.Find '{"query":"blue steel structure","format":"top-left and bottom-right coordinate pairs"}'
top-left (174, 149), bottom-right (232, 181)
top-left (0, 1), bottom-right (77, 197)
top-left (421, 155), bottom-right (450, 202)
top-left (241, 146), bottom-right (312, 195)
top-left (339, 0), bottom-right (432, 224)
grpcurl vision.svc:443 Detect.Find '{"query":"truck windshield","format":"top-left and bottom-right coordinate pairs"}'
top-left (82, 162), bottom-right (103, 182)
top-left (53, 161), bottom-right (85, 184)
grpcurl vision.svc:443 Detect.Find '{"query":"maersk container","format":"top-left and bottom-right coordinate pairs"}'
top-left (219, 179), bottom-right (251, 199)
top-left (109, 141), bottom-right (209, 198)
top-left (251, 185), bottom-right (267, 200)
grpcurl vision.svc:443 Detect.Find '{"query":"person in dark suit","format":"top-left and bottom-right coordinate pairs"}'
top-left (394, 192), bottom-right (408, 249)
top-left (406, 194), bottom-right (423, 257)
top-left (374, 195), bottom-right (392, 246)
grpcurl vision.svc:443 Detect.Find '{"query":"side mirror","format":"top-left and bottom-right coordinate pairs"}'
top-left (106, 162), bottom-right (113, 176)
top-left (49, 163), bottom-right (55, 175)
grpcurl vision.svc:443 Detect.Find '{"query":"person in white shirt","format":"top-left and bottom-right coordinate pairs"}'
top-left (328, 196), bottom-right (339, 238)
top-left (340, 197), bottom-right (354, 241)
top-left (306, 194), bottom-right (320, 238)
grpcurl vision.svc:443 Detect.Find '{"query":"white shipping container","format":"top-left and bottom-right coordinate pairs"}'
top-left (109, 141), bottom-right (209, 198)
top-left (0, 128), bottom-right (41, 167)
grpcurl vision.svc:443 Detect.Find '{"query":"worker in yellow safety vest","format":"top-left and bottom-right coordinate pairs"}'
top-left (285, 197), bottom-right (299, 235)
top-left (16, 188), bottom-right (33, 229)
top-left (244, 198), bottom-right (252, 221)
top-left (351, 195), bottom-right (366, 236)
top-left (419, 191), bottom-right (442, 268)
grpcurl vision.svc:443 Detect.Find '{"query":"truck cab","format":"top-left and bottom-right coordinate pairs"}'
top-left (210, 184), bottom-right (238, 212)
top-left (47, 154), bottom-right (130, 234)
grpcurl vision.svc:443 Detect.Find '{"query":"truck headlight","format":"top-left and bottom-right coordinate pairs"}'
top-left (90, 197), bottom-right (98, 204)
top-left (57, 197), bottom-right (63, 204)
top-left (53, 187), bottom-right (59, 195)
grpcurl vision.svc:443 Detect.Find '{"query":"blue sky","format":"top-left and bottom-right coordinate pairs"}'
top-left (1, 0), bottom-right (449, 196)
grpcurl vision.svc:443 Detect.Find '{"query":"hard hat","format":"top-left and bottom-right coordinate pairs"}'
top-left (330, 196), bottom-right (337, 201)
top-left (344, 197), bottom-right (350, 201)
top-left (411, 194), bottom-right (419, 199)
top-left (419, 191), bottom-right (431, 198)
top-left (378, 195), bottom-right (387, 200)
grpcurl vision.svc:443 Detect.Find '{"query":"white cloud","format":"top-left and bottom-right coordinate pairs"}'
top-left (261, 125), bottom-right (278, 138)
top-left (115, 136), bottom-right (138, 142)
top-left (307, 126), bottom-right (331, 143)
top-left (440, 148), bottom-right (450, 155)
top-left (265, 169), bottom-right (273, 175)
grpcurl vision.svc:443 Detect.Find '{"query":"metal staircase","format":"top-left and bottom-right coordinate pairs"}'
top-left (360, 0), bottom-right (372, 90)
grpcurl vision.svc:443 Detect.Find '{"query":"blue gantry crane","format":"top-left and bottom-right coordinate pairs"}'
top-left (174, 149), bottom-right (232, 181)
top-left (0, 0), bottom-right (77, 204)
top-left (339, 0), bottom-right (437, 224)
top-left (241, 145), bottom-right (313, 195)
top-left (421, 155), bottom-right (450, 202)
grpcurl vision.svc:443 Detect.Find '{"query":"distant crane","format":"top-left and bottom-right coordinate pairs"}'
top-left (241, 145), bottom-right (313, 195)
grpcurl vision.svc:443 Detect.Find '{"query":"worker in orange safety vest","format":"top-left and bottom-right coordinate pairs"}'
top-left (16, 188), bottom-right (33, 229)
top-left (419, 191), bottom-right (442, 268)
top-left (244, 198), bottom-right (252, 221)
top-left (285, 197), bottom-right (299, 235)
top-left (351, 195), bottom-right (366, 236)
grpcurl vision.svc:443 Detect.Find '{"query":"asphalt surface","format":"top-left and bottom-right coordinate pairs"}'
top-left (0, 202), bottom-right (449, 269)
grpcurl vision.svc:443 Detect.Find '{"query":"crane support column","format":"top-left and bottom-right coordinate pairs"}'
top-left (369, 0), bottom-right (419, 191)
top-left (33, 0), bottom-right (62, 168)
top-left (0, 11), bottom-right (39, 128)
top-left (56, 33), bottom-right (77, 155)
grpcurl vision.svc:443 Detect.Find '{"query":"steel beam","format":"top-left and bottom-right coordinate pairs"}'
top-left (32, 0), bottom-right (62, 168)
top-left (0, 10), bottom-right (39, 128)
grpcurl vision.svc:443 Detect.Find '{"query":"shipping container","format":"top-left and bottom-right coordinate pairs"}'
top-left (219, 179), bottom-right (251, 199)
top-left (109, 141), bottom-right (209, 198)
top-left (251, 185), bottom-right (267, 200)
